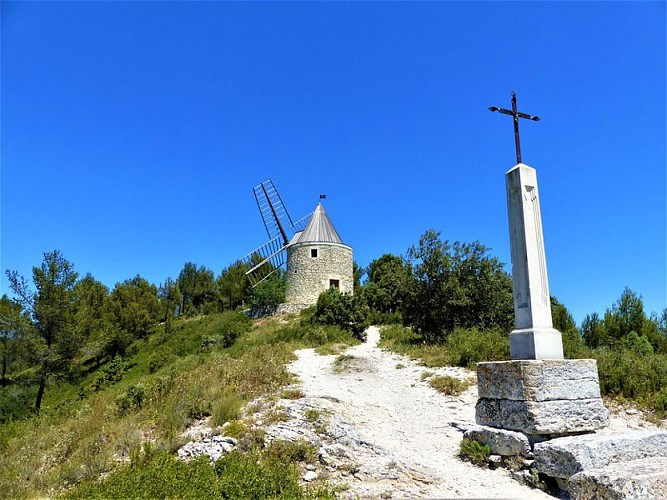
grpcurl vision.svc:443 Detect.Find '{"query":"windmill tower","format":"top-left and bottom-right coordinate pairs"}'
top-left (285, 200), bottom-right (354, 305)
top-left (242, 180), bottom-right (353, 306)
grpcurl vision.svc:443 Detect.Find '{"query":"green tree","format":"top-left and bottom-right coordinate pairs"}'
top-left (177, 263), bottom-right (218, 315)
top-left (250, 272), bottom-right (286, 309)
top-left (623, 331), bottom-right (654, 356)
top-left (581, 288), bottom-right (666, 352)
top-left (364, 254), bottom-right (413, 314)
top-left (581, 312), bottom-right (608, 348)
top-left (446, 241), bottom-right (513, 331)
top-left (72, 274), bottom-right (112, 369)
top-left (158, 277), bottom-right (182, 321)
top-left (107, 276), bottom-right (160, 356)
top-left (217, 261), bottom-right (252, 311)
top-left (551, 296), bottom-right (589, 359)
top-left (6, 250), bottom-right (79, 414)
top-left (604, 288), bottom-right (647, 343)
top-left (403, 230), bottom-right (513, 342)
top-left (352, 261), bottom-right (365, 291)
top-left (0, 295), bottom-right (26, 386)
top-left (403, 230), bottom-right (453, 341)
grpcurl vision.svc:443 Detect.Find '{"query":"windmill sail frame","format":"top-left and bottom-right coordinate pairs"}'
top-left (242, 180), bottom-right (311, 287)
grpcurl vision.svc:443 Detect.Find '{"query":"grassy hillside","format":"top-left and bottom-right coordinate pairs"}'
top-left (0, 309), bottom-right (357, 499)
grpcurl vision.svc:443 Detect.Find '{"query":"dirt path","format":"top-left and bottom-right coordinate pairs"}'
top-left (284, 326), bottom-right (552, 499)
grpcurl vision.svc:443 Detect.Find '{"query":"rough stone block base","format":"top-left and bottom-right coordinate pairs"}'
top-left (463, 425), bottom-right (531, 456)
top-left (475, 398), bottom-right (609, 435)
top-left (477, 359), bottom-right (602, 401)
top-left (475, 359), bottom-right (609, 435)
top-left (568, 457), bottom-right (667, 499)
top-left (533, 431), bottom-right (667, 479)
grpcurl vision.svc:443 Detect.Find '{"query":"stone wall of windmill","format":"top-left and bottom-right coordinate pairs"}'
top-left (285, 242), bottom-right (353, 305)
top-left (284, 203), bottom-right (353, 306)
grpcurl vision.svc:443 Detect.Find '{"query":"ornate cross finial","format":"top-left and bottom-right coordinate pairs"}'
top-left (489, 92), bottom-right (540, 164)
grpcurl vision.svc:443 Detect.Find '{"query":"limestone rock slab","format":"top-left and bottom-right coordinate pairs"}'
top-left (463, 425), bottom-right (531, 456)
top-left (476, 397), bottom-right (609, 435)
top-left (568, 457), bottom-right (667, 499)
top-left (533, 431), bottom-right (667, 479)
top-left (477, 360), bottom-right (602, 401)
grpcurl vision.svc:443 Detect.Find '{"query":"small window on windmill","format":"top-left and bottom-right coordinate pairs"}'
top-left (329, 279), bottom-right (340, 290)
top-left (311, 248), bottom-right (318, 258)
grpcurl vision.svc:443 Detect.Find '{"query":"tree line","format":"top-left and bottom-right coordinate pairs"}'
top-left (2, 229), bottom-right (666, 418)
top-left (334, 229), bottom-right (667, 361)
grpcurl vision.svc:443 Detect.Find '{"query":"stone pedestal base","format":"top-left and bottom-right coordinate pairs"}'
top-left (509, 327), bottom-right (564, 359)
top-left (475, 359), bottom-right (609, 436)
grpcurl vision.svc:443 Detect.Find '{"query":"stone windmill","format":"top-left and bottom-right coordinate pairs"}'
top-left (242, 180), bottom-right (353, 306)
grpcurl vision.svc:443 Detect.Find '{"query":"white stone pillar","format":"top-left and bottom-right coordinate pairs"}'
top-left (506, 163), bottom-right (564, 359)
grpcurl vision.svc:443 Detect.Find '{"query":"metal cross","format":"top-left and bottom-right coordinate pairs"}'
top-left (489, 91), bottom-right (540, 164)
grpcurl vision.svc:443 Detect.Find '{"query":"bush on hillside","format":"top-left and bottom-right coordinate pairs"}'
top-left (380, 324), bottom-right (508, 369)
top-left (89, 356), bottom-right (132, 391)
top-left (200, 311), bottom-right (252, 350)
top-left (249, 276), bottom-right (286, 309)
top-left (311, 288), bottom-right (370, 340)
top-left (595, 347), bottom-right (667, 413)
top-left (459, 438), bottom-right (491, 467)
top-left (443, 328), bottom-right (509, 368)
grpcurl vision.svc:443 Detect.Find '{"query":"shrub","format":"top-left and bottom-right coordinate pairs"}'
top-left (222, 420), bottom-right (246, 439)
top-left (595, 347), bottom-right (667, 413)
top-left (381, 325), bottom-right (509, 368)
top-left (562, 328), bottom-right (592, 359)
top-left (211, 391), bottom-right (243, 427)
top-left (656, 387), bottom-right (667, 413)
top-left (68, 450), bottom-right (219, 499)
top-left (266, 439), bottom-right (316, 464)
top-left (202, 311), bottom-right (252, 350)
top-left (0, 385), bottom-right (36, 422)
top-left (215, 450), bottom-right (303, 499)
top-left (428, 375), bottom-right (473, 396)
top-left (381, 324), bottom-right (419, 344)
top-left (249, 276), bottom-right (286, 309)
top-left (311, 289), bottom-right (370, 340)
top-left (147, 351), bottom-right (176, 374)
top-left (304, 409), bottom-right (320, 421)
top-left (443, 328), bottom-right (509, 368)
top-left (89, 356), bottom-right (131, 391)
top-left (367, 309), bottom-right (403, 326)
top-left (332, 354), bottom-right (356, 373)
top-left (272, 322), bottom-right (357, 349)
top-left (624, 331), bottom-right (654, 356)
top-left (68, 441), bottom-right (332, 499)
top-left (115, 384), bottom-right (146, 416)
top-left (458, 438), bottom-right (490, 467)
top-left (281, 388), bottom-right (305, 400)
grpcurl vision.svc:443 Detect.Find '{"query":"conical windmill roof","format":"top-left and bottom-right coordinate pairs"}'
top-left (294, 203), bottom-right (344, 244)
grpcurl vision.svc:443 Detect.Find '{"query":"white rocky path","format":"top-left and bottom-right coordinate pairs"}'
top-left (286, 326), bottom-right (552, 499)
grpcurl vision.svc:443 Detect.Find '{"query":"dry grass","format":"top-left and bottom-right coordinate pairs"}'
top-left (0, 316), bottom-right (298, 498)
top-left (0, 308), bottom-right (360, 498)
top-left (332, 354), bottom-right (357, 373)
top-left (428, 375), bottom-right (475, 396)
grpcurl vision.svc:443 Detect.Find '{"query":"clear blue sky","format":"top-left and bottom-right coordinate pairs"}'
top-left (2, 1), bottom-right (665, 324)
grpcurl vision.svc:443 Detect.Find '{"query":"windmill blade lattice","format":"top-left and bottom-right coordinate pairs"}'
top-left (253, 180), bottom-right (294, 245)
top-left (242, 180), bottom-right (311, 287)
top-left (242, 236), bottom-right (286, 286)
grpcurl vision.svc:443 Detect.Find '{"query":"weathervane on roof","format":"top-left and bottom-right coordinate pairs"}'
top-left (489, 91), bottom-right (540, 164)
